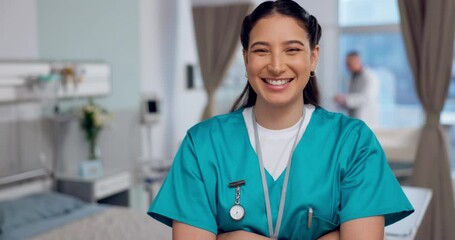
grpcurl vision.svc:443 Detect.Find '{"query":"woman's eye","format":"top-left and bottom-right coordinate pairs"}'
top-left (252, 49), bottom-right (268, 53)
top-left (287, 48), bottom-right (302, 53)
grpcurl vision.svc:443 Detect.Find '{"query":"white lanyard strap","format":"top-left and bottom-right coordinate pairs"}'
top-left (252, 108), bottom-right (305, 239)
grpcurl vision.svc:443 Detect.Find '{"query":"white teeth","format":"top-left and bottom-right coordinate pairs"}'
top-left (264, 78), bottom-right (292, 86)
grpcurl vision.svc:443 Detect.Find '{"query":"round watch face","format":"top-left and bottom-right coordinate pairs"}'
top-left (229, 204), bottom-right (245, 221)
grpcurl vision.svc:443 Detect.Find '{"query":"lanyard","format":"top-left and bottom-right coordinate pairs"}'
top-left (252, 108), bottom-right (305, 239)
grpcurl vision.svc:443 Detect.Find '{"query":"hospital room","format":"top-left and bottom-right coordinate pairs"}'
top-left (0, 0), bottom-right (454, 239)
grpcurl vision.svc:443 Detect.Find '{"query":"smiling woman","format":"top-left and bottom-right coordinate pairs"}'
top-left (242, 14), bottom-right (319, 129)
top-left (147, 1), bottom-right (414, 240)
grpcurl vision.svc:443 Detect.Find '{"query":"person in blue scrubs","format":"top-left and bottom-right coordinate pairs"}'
top-left (148, 1), bottom-right (414, 239)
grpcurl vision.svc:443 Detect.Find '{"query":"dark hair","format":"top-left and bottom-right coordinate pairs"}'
top-left (347, 51), bottom-right (360, 57)
top-left (231, 0), bottom-right (322, 112)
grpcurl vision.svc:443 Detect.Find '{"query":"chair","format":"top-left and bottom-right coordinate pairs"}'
top-left (385, 186), bottom-right (432, 240)
top-left (373, 128), bottom-right (421, 164)
top-left (373, 128), bottom-right (420, 180)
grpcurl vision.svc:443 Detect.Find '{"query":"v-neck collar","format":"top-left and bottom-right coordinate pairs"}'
top-left (239, 106), bottom-right (319, 183)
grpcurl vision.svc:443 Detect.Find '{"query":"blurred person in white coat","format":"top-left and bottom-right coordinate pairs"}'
top-left (334, 51), bottom-right (380, 128)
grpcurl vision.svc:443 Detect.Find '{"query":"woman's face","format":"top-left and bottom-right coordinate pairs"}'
top-left (244, 14), bottom-right (319, 108)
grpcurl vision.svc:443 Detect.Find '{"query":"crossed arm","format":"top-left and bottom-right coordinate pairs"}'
top-left (172, 216), bottom-right (384, 240)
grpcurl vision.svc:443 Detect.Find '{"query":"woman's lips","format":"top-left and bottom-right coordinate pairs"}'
top-left (261, 78), bottom-right (294, 86)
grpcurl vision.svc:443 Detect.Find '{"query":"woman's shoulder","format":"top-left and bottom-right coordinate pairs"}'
top-left (187, 109), bottom-right (246, 136)
top-left (313, 106), bottom-right (372, 135)
top-left (314, 106), bottom-right (364, 126)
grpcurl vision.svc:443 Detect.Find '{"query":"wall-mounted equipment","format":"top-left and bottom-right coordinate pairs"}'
top-left (141, 93), bottom-right (160, 124)
top-left (0, 61), bottom-right (111, 103)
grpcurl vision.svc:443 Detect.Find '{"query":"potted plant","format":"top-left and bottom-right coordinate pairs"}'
top-left (78, 99), bottom-right (110, 178)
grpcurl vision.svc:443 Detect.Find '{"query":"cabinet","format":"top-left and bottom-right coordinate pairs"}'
top-left (56, 170), bottom-right (132, 207)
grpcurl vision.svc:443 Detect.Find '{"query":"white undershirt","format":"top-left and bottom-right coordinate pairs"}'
top-left (243, 105), bottom-right (315, 180)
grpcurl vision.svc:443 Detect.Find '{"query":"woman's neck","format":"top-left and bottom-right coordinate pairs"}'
top-left (253, 101), bottom-right (304, 130)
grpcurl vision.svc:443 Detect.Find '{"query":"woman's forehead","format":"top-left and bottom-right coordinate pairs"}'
top-left (249, 14), bottom-right (309, 43)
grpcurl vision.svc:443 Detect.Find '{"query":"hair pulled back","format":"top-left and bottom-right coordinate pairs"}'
top-left (231, 0), bottom-right (322, 112)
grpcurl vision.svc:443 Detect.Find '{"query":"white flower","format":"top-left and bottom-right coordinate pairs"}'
top-left (78, 101), bottom-right (110, 131)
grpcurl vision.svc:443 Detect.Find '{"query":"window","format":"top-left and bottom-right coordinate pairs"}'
top-left (339, 0), bottom-right (400, 27)
top-left (338, 0), bottom-right (455, 124)
top-left (448, 42), bottom-right (455, 104)
top-left (339, 32), bottom-right (417, 105)
top-left (338, 0), bottom-right (455, 168)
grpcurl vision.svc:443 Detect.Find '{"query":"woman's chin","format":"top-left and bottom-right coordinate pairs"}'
top-left (259, 98), bottom-right (296, 108)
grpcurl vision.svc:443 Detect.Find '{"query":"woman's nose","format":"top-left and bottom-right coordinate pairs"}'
top-left (267, 54), bottom-right (285, 75)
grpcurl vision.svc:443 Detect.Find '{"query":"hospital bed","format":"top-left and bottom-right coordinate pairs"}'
top-left (1, 169), bottom-right (433, 240)
top-left (0, 172), bottom-right (171, 240)
top-left (0, 60), bottom-right (172, 239)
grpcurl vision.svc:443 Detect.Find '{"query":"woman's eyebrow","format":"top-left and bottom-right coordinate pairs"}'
top-left (250, 41), bottom-right (269, 48)
top-left (250, 40), bottom-right (305, 48)
top-left (284, 40), bottom-right (305, 46)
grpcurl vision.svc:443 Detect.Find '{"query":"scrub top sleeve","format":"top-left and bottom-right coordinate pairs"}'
top-left (339, 123), bottom-right (414, 226)
top-left (147, 133), bottom-right (218, 235)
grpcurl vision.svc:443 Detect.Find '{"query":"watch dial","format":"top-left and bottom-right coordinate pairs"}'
top-left (229, 205), bottom-right (245, 221)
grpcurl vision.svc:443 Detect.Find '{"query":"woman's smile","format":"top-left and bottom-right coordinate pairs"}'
top-left (262, 78), bottom-right (294, 86)
top-left (261, 77), bottom-right (295, 91)
top-left (244, 14), bottom-right (319, 108)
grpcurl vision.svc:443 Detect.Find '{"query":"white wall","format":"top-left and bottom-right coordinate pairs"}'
top-left (297, 0), bottom-right (339, 110)
top-left (139, 0), bottom-right (205, 162)
top-left (0, 0), bottom-right (340, 165)
top-left (172, 0), bottom-right (206, 148)
top-left (0, 0), bottom-right (204, 166)
top-left (0, 0), bottom-right (38, 59)
top-left (193, 0), bottom-right (255, 6)
top-left (139, 0), bottom-right (170, 161)
top-left (1, 0), bottom-right (143, 175)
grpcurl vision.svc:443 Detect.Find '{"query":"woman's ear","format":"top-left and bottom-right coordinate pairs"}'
top-left (310, 45), bottom-right (320, 70)
top-left (243, 49), bottom-right (248, 65)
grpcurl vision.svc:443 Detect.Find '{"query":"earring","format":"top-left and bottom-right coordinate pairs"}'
top-left (309, 71), bottom-right (316, 78)
top-left (245, 72), bottom-right (248, 79)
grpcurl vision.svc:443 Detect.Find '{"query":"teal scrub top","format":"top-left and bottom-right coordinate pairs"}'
top-left (148, 107), bottom-right (414, 239)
